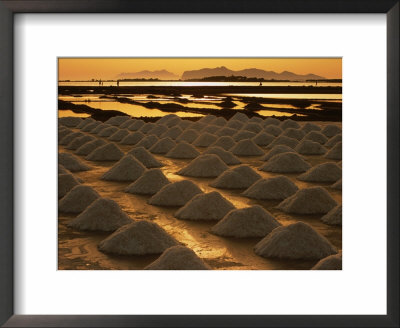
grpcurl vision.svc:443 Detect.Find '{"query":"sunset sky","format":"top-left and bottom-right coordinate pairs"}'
top-left (58, 58), bottom-right (342, 80)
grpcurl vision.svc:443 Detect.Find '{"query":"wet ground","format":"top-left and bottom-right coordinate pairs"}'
top-left (58, 85), bottom-right (342, 121)
top-left (58, 121), bottom-right (342, 270)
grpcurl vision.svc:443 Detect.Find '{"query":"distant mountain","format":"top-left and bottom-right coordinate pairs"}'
top-left (181, 66), bottom-right (325, 81)
top-left (116, 70), bottom-right (179, 80)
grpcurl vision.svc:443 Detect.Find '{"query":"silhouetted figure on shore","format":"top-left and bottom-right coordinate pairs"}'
top-left (117, 80), bottom-right (120, 87)
top-left (259, 82), bottom-right (262, 86)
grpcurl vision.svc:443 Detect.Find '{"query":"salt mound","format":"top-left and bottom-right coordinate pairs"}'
top-left (283, 128), bottom-right (305, 141)
top-left (254, 221), bottom-right (337, 260)
top-left (101, 155), bottom-right (146, 181)
top-left (148, 124), bottom-right (168, 137)
top-left (56, 126), bottom-right (68, 136)
top-left (149, 137), bottom-right (176, 154)
top-left (280, 119), bottom-right (300, 130)
top-left (264, 125), bottom-right (282, 137)
top-left (148, 180), bottom-right (203, 206)
top-left (198, 115), bottom-right (216, 124)
top-left (134, 135), bottom-right (159, 149)
top-left (127, 147), bottom-right (163, 168)
top-left (157, 114), bottom-right (179, 125)
top-left (68, 198), bottom-right (132, 231)
top-left (128, 120), bottom-right (145, 131)
top-left (98, 220), bottom-right (178, 255)
top-left (58, 164), bottom-right (69, 174)
top-left (58, 128), bottom-right (72, 140)
top-left (277, 186), bottom-right (337, 214)
top-left (176, 129), bottom-right (199, 144)
top-left (191, 122), bottom-right (207, 132)
top-left (233, 130), bottom-right (256, 142)
top-left (325, 142), bottom-right (342, 160)
top-left (108, 129), bottom-right (129, 141)
top-left (125, 120), bottom-right (138, 130)
top-left (86, 142), bottom-right (124, 161)
top-left (77, 117), bottom-right (95, 129)
top-left (242, 122), bottom-right (262, 133)
top-left (325, 134), bottom-right (342, 147)
top-left (252, 132), bottom-right (274, 146)
top-left (322, 124), bottom-right (341, 137)
top-left (57, 125), bottom-right (65, 134)
top-left (76, 117), bottom-right (97, 130)
top-left (59, 116), bottom-right (82, 127)
top-left (75, 119), bottom-right (92, 130)
top-left (213, 117), bottom-right (227, 126)
top-left (231, 139), bottom-right (264, 156)
top-left (160, 126), bottom-right (183, 140)
top-left (203, 147), bottom-right (241, 165)
top-left (215, 127), bottom-right (237, 137)
top-left (249, 116), bottom-right (263, 124)
top-left (58, 173), bottom-right (80, 199)
top-left (177, 154), bottom-right (228, 177)
top-left (58, 123), bottom-right (71, 135)
top-left (145, 246), bottom-right (210, 270)
top-left (166, 142), bottom-right (200, 159)
top-left (179, 120), bottom-right (194, 130)
top-left (82, 121), bottom-right (101, 132)
top-left (269, 136), bottom-right (299, 149)
top-left (105, 115), bottom-right (130, 126)
top-left (263, 117), bottom-right (280, 126)
top-left (295, 140), bottom-right (327, 155)
top-left (210, 136), bottom-right (236, 150)
top-left (331, 178), bottom-right (342, 190)
top-left (230, 112), bottom-right (249, 122)
top-left (175, 191), bottom-right (235, 221)
top-left (298, 162), bottom-right (342, 182)
top-left (193, 133), bottom-right (218, 147)
top-left (125, 168), bottom-right (170, 195)
top-left (259, 152), bottom-right (310, 173)
top-left (120, 131), bottom-right (145, 145)
top-left (75, 139), bottom-right (106, 156)
top-left (210, 165), bottom-right (261, 189)
top-left (304, 131), bottom-right (328, 144)
top-left (91, 123), bottom-right (111, 135)
top-left (163, 116), bottom-right (181, 128)
top-left (177, 120), bottom-right (194, 131)
top-left (212, 205), bottom-right (280, 238)
top-left (301, 122), bottom-right (321, 134)
top-left (201, 125), bottom-right (220, 134)
top-left (321, 205), bottom-right (342, 225)
top-left (312, 253), bottom-right (342, 270)
top-left (261, 145), bottom-right (295, 161)
top-left (243, 176), bottom-right (298, 200)
top-left (66, 135), bottom-right (94, 150)
top-left (139, 122), bottom-right (156, 134)
top-left (59, 152), bottom-right (90, 172)
top-left (226, 120), bottom-right (244, 130)
top-left (119, 119), bottom-right (135, 129)
top-left (98, 126), bottom-right (118, 137)
top-left (59, 185), bottom-right (100, 213)
top-left (59, 131), bottom-right (84, 145)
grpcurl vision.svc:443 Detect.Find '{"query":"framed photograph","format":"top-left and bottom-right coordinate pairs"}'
top-left (0, 1), bottom-right (398, 327)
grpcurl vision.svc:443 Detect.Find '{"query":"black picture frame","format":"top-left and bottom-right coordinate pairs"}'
top-left (0, 1), bottom-right (398, 327)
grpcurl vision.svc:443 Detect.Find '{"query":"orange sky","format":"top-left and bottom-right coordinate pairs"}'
top-left (58, 58), bottom-right (342, 80)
